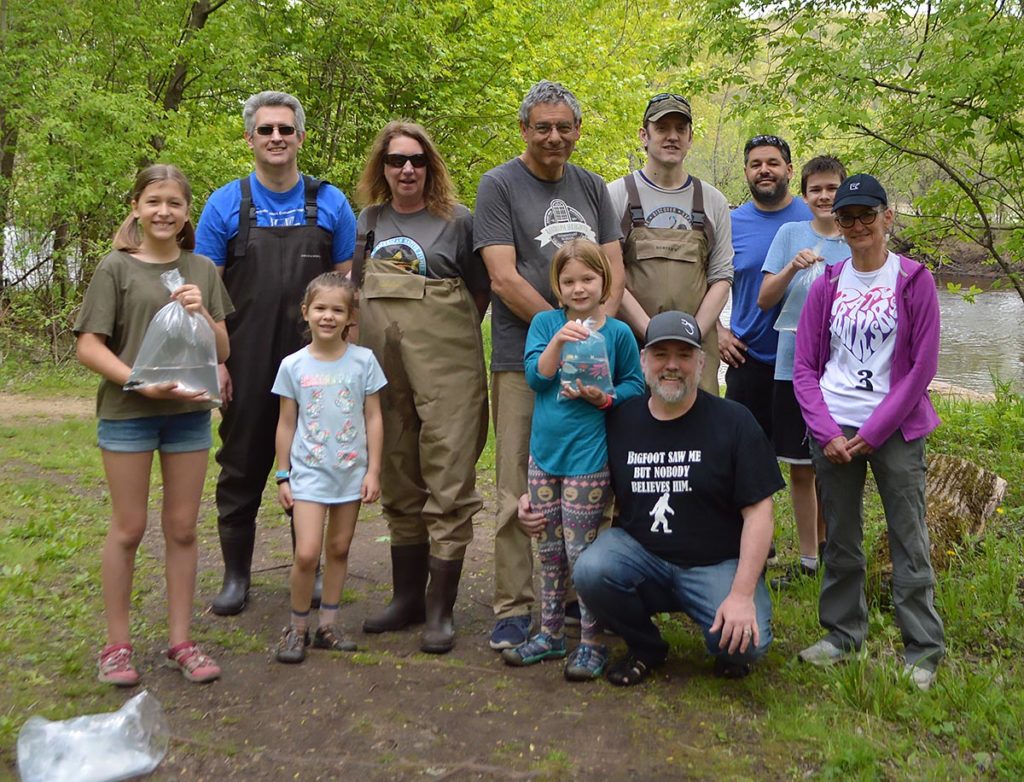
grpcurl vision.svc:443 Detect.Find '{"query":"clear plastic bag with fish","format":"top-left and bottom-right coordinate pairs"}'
top-left (124, 269), bottom-right (220, 402)
top-left (559, 318), bottom-right (615, 402)
top-left (774, 255), bottom-right (825, 333)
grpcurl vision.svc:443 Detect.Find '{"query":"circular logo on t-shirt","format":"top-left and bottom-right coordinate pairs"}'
top-left (534, 199), bottom-right (597, 248)
top-left (371, 236), bottom-right (426, 275)
top-left (646, 206), bottom-right (693, 230)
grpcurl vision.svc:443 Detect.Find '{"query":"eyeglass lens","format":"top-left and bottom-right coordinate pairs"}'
top-left (836, 211), bottom-right (879, 228)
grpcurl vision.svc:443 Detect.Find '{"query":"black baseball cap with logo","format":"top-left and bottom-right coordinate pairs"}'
top-left (644, 311), bottom-right (702, 350)
top-left (832, 174), bottom-right (888, 211)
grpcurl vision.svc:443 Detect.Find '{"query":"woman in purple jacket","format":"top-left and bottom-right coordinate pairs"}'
top-left (792, 174), bottom-right (944, 691)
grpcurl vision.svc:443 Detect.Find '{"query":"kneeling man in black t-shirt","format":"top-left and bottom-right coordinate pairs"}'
top-left (523, 311), bottom-right (784, 685)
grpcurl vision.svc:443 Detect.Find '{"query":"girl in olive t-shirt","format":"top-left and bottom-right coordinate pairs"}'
top-left (75, 165), bottom-right (232, 687)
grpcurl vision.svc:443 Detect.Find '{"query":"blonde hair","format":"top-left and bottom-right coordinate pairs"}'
top-left (301, 271), bottom-right (357, 341)
top-left (549, 239), bottom-right (612, 306)
top-left (355, 120), bottom-right (457, 220)
top-left (113, 165), bottom-right (195, 252)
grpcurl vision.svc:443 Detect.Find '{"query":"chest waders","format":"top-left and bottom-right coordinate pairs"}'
top-left (212, 175), bottom-right (334, 616)
top-left (620, 175), bottom-right (720, 393)
top-left (355, 205), bottom-right (488, 654)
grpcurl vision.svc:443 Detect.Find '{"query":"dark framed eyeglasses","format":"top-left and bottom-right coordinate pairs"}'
top-left (646, 93), bottom-right (691, 111)
top-left (835, 209), bottom-right (882, 228)
top-left (254, 124), bottom-right (297, 136)
top-left (744, 134), bottom-right (791, 163)
top-left (384, 153), bottom-right (428, 169)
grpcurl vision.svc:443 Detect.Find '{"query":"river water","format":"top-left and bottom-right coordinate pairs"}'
top-left (721, 287), bottom-right (1024, 395)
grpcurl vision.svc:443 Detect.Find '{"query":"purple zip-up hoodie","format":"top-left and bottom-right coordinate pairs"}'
top-left (793, 254), bottom-right (941, 449)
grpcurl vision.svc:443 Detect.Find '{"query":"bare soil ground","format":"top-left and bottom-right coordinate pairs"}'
top-left (4, 395), bottom-right (791, 782)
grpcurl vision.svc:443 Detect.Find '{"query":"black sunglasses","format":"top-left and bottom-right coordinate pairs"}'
top-left (646, 92), bottom-right (691, 110)
top-left (384, 153), bottom-right (428, 169)
top-left (744, 134), bottom-right (791, 163)
top-left (254, 124), bottom-right (297, 136)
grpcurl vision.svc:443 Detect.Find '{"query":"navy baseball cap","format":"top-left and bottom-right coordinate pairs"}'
top-left (832, 174), bottom-right (888, 211)
top-left (644, 311), bottom-right (702, 350)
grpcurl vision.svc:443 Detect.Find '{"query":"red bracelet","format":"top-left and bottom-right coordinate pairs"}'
top-left (599, 394), bottom-right (613, 410)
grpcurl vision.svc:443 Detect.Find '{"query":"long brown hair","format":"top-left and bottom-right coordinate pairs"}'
top-left (355, 120), bottom-right (457, 220)
top-left (112, 164), bottom-right (196, 252)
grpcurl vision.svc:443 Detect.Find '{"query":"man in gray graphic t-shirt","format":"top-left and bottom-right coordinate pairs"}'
top-left (473, 79), bottom-right (623, 651)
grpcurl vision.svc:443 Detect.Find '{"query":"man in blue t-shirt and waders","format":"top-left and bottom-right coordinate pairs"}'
top-left (195, 90), bottom-right (357, 615)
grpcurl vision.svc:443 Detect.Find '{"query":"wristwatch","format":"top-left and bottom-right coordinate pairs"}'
top-left (275, 469), bottom-right (291, 484)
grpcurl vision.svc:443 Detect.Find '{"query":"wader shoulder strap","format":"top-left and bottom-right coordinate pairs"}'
top-left (233, 175), bottom-right (256, 263)
top-left (352, 204), bottom-right (381, 288)
top-left (690, 178), bottom-right (715, 251)
top-left (303, 175), bottom-right (322, 224)
top-left (619, 173), bottom-right (646, 239)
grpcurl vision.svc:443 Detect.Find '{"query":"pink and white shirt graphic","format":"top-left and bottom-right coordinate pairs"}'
top-left (820, 252), bottom-right (900, 428)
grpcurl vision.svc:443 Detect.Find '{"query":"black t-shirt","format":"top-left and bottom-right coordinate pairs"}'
top-left (607, 391), bottom-right (785, 567)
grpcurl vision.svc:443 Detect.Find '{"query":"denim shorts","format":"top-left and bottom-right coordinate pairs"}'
top-left (97, 410), bottom-right (212, 453)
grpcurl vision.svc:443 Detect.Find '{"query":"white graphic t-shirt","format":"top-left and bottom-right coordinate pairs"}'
top-left (821, 252), bottom-right (900, 427)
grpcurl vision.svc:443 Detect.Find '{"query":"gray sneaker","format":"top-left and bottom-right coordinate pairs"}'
top-left (798, 639), bottom-right (853, 667)
top-left (903, 663), bottom-right (937, 691)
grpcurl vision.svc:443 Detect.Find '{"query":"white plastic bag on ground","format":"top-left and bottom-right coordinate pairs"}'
top-left (559, 317), bottom-right (615, 401)
top-left (16, 690), bottom-right (170, 782)
top-left (124, 269), bottom-right (220, 403)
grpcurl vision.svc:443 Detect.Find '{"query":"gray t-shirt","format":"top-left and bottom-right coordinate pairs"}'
top-left (474, 158), bottom-right (621, 372)
top-left (607, 170), bottom-right (734, 285)
top-left (356, 203), bottom-right (489, 296)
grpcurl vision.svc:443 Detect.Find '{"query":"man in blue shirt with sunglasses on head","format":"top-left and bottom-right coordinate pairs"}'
top-left (196, 90), bottom-right (357, 616)
top-left (719, 134), bottom-right (811, 440)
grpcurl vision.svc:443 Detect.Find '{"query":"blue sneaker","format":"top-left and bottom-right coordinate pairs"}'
top-left (489, 615), bottom-right (533, 650)
top-left (564, 642), bottom-right (608, 681)
top-left (502, 632), bottom-right (567, 666)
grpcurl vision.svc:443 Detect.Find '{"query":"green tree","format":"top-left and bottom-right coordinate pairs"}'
top-left (692, 0), bottom-right (1024, 299)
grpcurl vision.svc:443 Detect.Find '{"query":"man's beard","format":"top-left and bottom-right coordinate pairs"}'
top-left (747, 176), bottom-right (789, 206)
top-left (646, 370), bottom-right (695, 404)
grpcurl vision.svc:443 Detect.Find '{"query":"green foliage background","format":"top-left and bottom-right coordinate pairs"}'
top-left (1, 0), bottom-right (1022, 346)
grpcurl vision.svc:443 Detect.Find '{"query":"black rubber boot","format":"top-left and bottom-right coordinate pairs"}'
top-left (287, 507), bottom-right (323, 608)
top-left (362, 543), bottom-right (429, 633)
top-left (211, 523), bottom-right (255, 616)
top-left (420, 557), bottom-right (464, 654)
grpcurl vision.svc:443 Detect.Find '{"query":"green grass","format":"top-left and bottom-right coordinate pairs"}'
top-left (2, 330), bottom-right (1023, 778)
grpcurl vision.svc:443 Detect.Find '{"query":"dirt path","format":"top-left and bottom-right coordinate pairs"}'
top-left (5, 394), bottom-right (786, 781)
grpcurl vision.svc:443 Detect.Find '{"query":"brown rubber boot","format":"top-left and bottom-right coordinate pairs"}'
top-left (362, 543), bottom-right (429, 633)
top-left (420, 557), bottom-right (464, 654)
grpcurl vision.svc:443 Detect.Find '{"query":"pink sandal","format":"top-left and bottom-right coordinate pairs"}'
top-left (98, 643), bottom-right (140, 687)
top-left (167, 641), bottom-right (221, 683)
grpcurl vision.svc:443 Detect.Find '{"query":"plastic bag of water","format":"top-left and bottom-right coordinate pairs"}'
top-left (124, 269), bottom-right (221, 402)
top-left (774, 254), bottom-right (825, 333)
top-left (559, 318), bottom-right (615, 402)
top-left (17, 690), bottom-right (170, 782)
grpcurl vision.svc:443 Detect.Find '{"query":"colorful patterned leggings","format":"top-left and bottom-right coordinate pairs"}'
top-left (528, 458), bottom-right (611, 642)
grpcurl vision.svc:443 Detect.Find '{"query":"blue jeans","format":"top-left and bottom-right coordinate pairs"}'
top-left (575, 528), bottom-right (773, 667)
